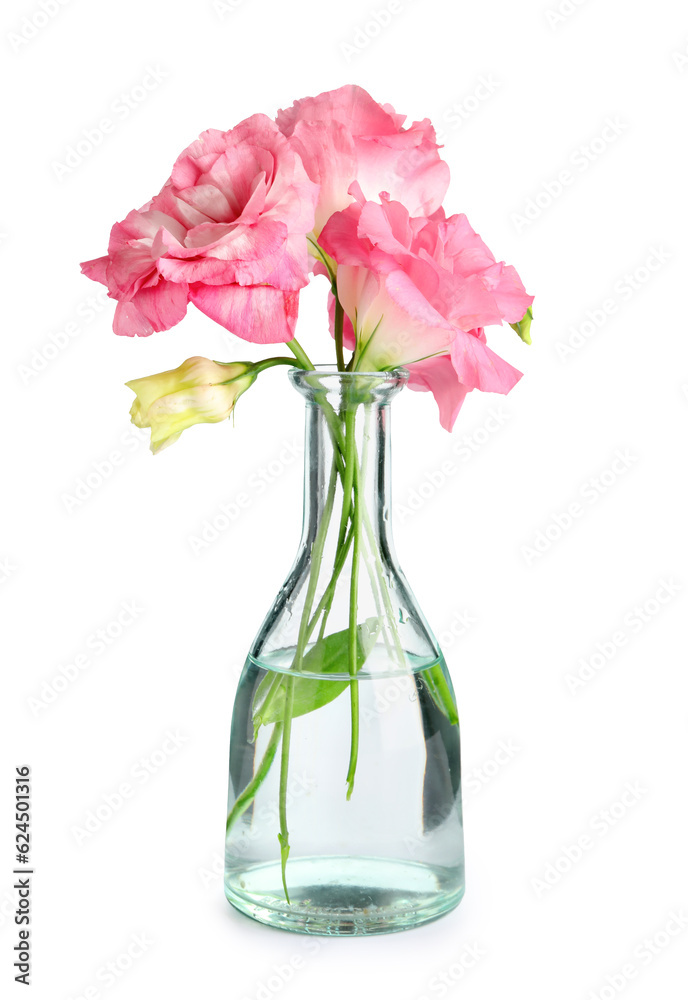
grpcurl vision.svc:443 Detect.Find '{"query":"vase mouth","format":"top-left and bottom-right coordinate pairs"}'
top-left (289, 366), bottom-right (409, 404)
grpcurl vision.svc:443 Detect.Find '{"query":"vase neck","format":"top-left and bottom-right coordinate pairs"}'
top-left (251, 368), bottom-right (439, 671)
top-left (290, 370), bottom-right (407, 561)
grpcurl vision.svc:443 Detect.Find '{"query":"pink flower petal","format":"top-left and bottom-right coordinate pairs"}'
top-left (407, 355), bottom-right (469, 431)
top-left (113, 280), bottom-right (189, 338)
top-left (80, 255), bottom-right (109, 285)
top-left (158, 220), bottom-right (289, 285)
top-left (319, 204), bottom-right (372, 267)
top-left (189, 283), bottom-right (298, 343)
top-left (480, 262), bottom-right (535, 324)
top-left (450, 331), bottom-right (522, 393)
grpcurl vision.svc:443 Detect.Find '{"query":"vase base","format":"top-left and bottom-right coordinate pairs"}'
top-left (224, 855), bottom-right (464, 935)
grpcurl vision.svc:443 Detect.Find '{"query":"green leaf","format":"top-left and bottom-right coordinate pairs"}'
top-left (251, 671), bottom-right (282, 741)
top-left (422, 662), bottom-right (459, 725)
top-left (252, 621), bottom-right (378, 732)
top-left (510, 305), bottom-right (533, 345)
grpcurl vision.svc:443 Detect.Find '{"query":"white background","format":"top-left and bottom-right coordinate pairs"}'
top-left (2, 0), bottom-right (687, 997)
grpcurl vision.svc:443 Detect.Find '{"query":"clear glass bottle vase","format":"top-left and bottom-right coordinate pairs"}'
top-left (225, 367), bottom-right (465, 934)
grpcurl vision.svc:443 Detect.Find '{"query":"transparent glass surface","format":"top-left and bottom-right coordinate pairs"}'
top-left (225, 369), bottom-right (464, 934)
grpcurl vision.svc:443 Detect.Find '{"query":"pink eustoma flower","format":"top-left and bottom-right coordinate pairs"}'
top-left (319, 196), bottom-right (534, 429)
top-left (81, 115), bottom-right (319, 343)
top-left (80, 199), bottom-right (189, 338)
top-left (276, 85), bottom-right (449, 235)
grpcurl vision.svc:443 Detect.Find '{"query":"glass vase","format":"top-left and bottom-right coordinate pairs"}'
top-left (224, 367), bottom-right (465, 935)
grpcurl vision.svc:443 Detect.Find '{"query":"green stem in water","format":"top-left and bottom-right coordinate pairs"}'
top-left (226, 722), bottom-right (283, 834)
top-left (310, 526), bottom-right (354, 641)
top-left (350, 437), bottom-right (407, 672)
top-left (277, 679), bottom-right (294, 902)
top-left (344, 406), bottom-right (362, 799)
top-left (285, 348), bottom-right (351, 485)
top-left (277, 458), bottom-right (339, 902)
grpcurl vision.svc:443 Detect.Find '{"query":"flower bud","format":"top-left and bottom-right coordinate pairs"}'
top-left (126, 357), bottom-right (255, 453)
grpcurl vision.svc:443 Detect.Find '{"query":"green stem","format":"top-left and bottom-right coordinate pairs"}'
top-left (285, 344), bottom-right (351, 481)
top-left (334, 297), bottom-right (346, 372)
top-left (344, 406), bottom-right (362, 799)
top-left (226, 722), bottom-right (283, 834)
top-left (287, 339), bottom-right (315, 370)
top-left (307, 236), bottom-right (337, 286)
top-left (353, 435), bottom-right (459, 724)
top-left (277, 679), bottom-right (294, 902)
top-left (309, 526), bottom-right (354, 641)
top-left (336, 410), bottom-right (355, 546)
top-left (277, 457), bottom-right (339, 902)
top-left (250, 357), bottom-right (300, 377)
top-left (354, 448), bottom-right (407, 671)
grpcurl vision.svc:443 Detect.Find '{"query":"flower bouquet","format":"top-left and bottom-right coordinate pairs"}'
top-left (82, 84), bottom-right (533, 935)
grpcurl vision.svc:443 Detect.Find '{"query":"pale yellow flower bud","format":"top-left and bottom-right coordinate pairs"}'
top-left (126, 357), bottom-right (255, 453)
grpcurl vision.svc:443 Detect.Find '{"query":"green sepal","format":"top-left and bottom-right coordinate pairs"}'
top-left (510, 306), bottom-right (533, 345)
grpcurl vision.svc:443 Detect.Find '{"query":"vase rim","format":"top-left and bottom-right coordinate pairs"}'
top-left (289, 365), bottom-right (409, 393)
top-left (290, 364), bottom-right (409, 377)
